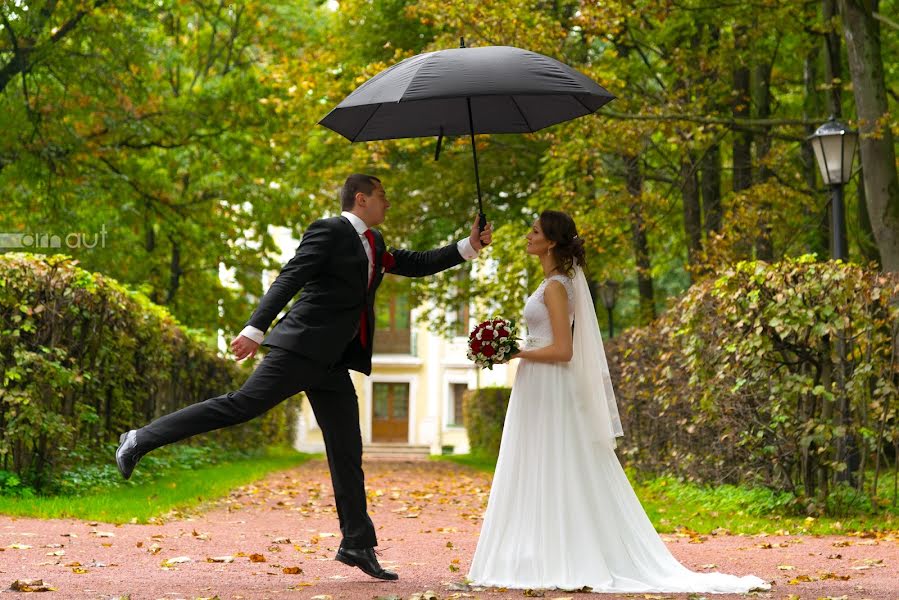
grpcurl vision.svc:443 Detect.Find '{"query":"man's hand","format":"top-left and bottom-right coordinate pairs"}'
top-left (469, 213), bottom-right (493, 251)
top-left (230, 334), bottom-right (260, 361)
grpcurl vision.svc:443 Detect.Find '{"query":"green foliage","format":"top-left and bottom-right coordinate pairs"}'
top-left (0, 447), bottom-right (315, 524)
top-left (607, 256), bottom-right (899, 515)
top-left (462, 386), bottom-right (512, 457)
top-left (0, 253), bottom-right (299, 491)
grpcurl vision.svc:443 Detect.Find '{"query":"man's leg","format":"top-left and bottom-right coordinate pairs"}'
top-left (306, 369), bottom-right (377, 549)
top-left (135, 347), bottom-right (318, 455)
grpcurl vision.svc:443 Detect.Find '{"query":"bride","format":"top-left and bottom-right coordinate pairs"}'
top-left (467, 210), bottom-right (770, 593)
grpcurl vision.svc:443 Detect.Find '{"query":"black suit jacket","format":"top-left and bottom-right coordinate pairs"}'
top-left (245, 216), bottom-right (466, 375)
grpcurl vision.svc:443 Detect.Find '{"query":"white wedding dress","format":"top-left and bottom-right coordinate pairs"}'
top-left (468, 272), bottom-right (770, 593)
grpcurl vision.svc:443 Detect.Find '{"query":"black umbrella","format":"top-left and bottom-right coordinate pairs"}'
top-left (319, 40), bottom-right (615, 231)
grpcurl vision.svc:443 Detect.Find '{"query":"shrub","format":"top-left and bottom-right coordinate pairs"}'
top-left (0, 253), bottom-right (298, 491)
top-left (463, 386), bottom-right (512, 457)
top-left (607, 256), bottom-right (899, 514)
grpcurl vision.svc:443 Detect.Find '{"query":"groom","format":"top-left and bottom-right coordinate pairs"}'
top-left (115, 174), bottom-right (492, 580)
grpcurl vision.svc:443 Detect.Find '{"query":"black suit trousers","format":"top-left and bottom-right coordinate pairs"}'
top-left (135, 347), bottom-right (377, 549)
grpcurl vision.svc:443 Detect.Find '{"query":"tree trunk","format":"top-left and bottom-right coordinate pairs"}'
top-left (165, 237), bottom-right (182, 304)
top-left (857, 168), bottom-right (883, 267)
top-left (823, 0), bottom-right (843, 118)
top-left (732, 27), bottom-right (753, 194)
top-left (839, 0), bottom-right (899, 271)
top-left (701, 144), bottom-right (722, 236)
top-left (754, 58), bottom-right (774, 261)
top-left (681, 153), bottom-right (703, 277)
top-left (625, 154), bottom-right (656, 324)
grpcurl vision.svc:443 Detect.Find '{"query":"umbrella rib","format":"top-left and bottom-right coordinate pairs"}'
top-left (572, 94), bottom-right (595, 116)
top-left (351, 104), bottom-right (384, 142)
top-left (509, 95), bottom-right (535, 132)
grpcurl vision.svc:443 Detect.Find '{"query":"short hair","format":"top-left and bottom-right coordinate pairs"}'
top-left (341, 174), bottom-right (381, 211)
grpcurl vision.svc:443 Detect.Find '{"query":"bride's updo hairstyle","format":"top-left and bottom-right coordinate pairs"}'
top-left (539, 210), bottom-right (586, 276)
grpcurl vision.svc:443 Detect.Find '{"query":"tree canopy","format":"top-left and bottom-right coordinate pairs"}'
top-left (1, 0), bottom-right (896, 338)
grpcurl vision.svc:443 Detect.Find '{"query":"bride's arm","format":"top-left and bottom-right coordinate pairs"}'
top-left (514, 281), bottom-right (573, 363)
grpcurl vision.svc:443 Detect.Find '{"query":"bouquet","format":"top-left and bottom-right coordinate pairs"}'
top-left (467, 317), bottom-right (520, 370)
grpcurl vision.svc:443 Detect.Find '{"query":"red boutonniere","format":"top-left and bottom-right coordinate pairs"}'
top-left (381, 250), bottom-right (396, 272)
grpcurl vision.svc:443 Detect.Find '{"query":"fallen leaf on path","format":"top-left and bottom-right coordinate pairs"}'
top-left (9, 579), bottom-right (55, 592)
top-left (249, 553), bottom-right (266, 562)
top-left (161, 556), bottom-right (191, 567)
top-left (147, 543), bottom-right (162, 555)
top-left (92, 531), bottom-right (115, 538)
top-left (7, 543), bottom-right (32, 550)
top-left (207, 556), bottom-right (234, 563)
top-left (777, 565), bottom-right (795, 570)
top-left (45, 550), bottom-right (64, 557)
top-left (699, 564), bottom-right (717, 569)
top-left (71, 567), bottom-right (89, 574)
top-left (272, 537), bottom-right (291, 544)
top-left (282, 566), bottom-right (302, 574)
top-left (287, 582), bottom-right (314, 589)
top-left (310, 595), bottom-right (332, 599)
top-left (523, 590), bottom-right (545, 597)
top-left (819, 572), bottom-right (851, 580)
top-left (787, 574), bottom-right (813, 584)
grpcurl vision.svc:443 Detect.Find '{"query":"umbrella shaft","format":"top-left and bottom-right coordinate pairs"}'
top-left (466, 97), bottom-right (483, 214)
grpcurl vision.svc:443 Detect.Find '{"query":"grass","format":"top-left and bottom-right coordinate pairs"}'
top-left (0, 447), bottom-right (318, 524)
top-left (435, 454), bottom-right (899, 536)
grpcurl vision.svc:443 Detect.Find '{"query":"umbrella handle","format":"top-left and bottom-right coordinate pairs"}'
top-left (479, 211), bottom-right (489, 246)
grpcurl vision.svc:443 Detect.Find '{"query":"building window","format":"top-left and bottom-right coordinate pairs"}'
top-left (372, 381), bottom-right (410, 442)
top-left (374, 293), bottom-right (411, 353)
top-left (448, 382), bottom-right (468, 427)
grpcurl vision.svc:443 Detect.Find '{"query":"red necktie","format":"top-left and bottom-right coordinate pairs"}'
top-left (360, 229), bottom-right (375, 348)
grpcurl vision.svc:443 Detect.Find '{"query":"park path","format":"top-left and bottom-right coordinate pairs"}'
top-left (0, 458), bottom-right (896, 600)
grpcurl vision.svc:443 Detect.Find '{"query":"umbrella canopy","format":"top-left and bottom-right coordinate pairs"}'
top-left (319, 45), bottom-right (615, 141)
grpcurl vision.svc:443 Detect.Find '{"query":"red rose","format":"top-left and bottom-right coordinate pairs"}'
top-left (497, 327), bottom-right (510, 337)
top-left (470, 339), bottom-right (483, 353)
top-left (481, 329), bottom-right (495, 341)
top-left (481, 345), bottom-right (496, 357)
top-left (381, 251), bottom-right (396, 272)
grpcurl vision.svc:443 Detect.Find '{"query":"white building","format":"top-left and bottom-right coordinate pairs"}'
top-left (221, 226), bottom-right (516, 457)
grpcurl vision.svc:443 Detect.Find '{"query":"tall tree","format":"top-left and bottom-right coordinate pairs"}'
top-left (839, 0), bottom-right (899, 271)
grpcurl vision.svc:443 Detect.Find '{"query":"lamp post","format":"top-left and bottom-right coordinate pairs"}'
top-left (808, 116), bottom-right (858, 260)
top-left (808, 116), bottom-right (860, 484)
top-left (597, 279), bottom-right (619, 338)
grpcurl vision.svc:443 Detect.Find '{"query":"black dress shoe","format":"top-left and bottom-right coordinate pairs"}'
top-left (115, 430), bottom-right (143, 480)
top-left (335, 546), bottom-right (398, 580)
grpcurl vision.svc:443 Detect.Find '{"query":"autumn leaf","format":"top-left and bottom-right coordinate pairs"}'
top-left (282, 566), bottom-right (302, 574)
top-left (249, 553), bottom-right (266, 563)
top-left (9, 579), bottom-right (55, 592)
top-left (161, 556), bottom-right (191, 567)
top-left (206, 556), bottom-right (234, 563)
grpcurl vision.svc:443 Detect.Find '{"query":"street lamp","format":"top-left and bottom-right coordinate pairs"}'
top-left (597, 279), bottom-right (619, 338)
top-left (808, 116), bottom-right (860, 485)
top-left (808, 116), bottom-right (859, 260)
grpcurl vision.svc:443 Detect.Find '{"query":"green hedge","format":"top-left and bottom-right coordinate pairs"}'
top-left (607, 256), bottom-right (898, 514)
top-left (463, 386), bottom-right (512, 457)
top-left (0, 253), bottom-right (297, 491)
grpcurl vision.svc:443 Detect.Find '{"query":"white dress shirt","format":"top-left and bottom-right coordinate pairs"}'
top-left (238, 212), bottom-right (479, 344)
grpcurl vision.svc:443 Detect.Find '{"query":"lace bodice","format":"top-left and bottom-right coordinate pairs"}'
top-left (522, 274), bottom-right (575, 347)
